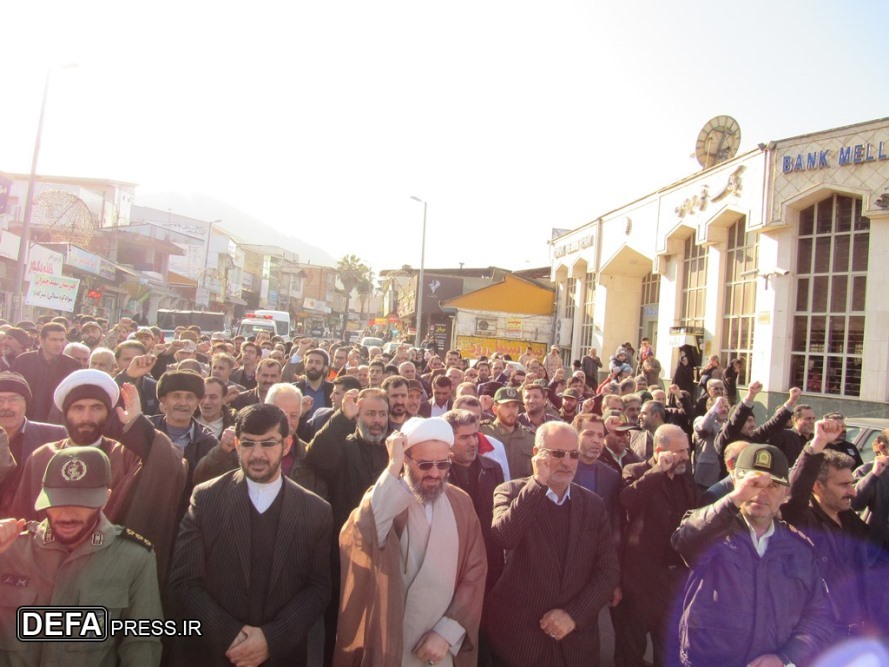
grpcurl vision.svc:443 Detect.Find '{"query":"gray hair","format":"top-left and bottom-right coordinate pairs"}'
top-left (535, 421), bottom-right (579, 450)
top-left (265, 383), bottom-right (303, 405)
top-left (442, 409), bottom-right (478, 430)
top-left (89, 347), bottom-right (115, 362)
top-left (65, 342), bottom-right (90, 356)
top-left (653, 424), bottom-right (687, 451)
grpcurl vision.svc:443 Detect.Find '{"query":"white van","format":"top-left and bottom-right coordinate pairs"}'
top-left (251, 310), bottom-right (292, 338)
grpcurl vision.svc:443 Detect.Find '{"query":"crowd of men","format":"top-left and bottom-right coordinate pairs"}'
top-left (0, 312), bottom-right (887, 666)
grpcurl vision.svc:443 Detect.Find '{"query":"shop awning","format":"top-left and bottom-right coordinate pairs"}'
top-left (226, 296), bottom-right (248, 306)
top-left (168, 271), bottom-right (198, 287)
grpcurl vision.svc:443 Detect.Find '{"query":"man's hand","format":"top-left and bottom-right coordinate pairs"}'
top-left (412, 630), bottom-right (449, 664)
top-left (668, 384), bottom-right (681, 397)
top-left (297, 338), bottom-right (314, 356)
top-left (728, 470), bottom-right (773, 508)
top-left (479, 394), bottom-right (494, 413)
top-left (168, 340), bottom-right (185, 354)
top-left (787, 386), bottom-right (801, 406)
top-left (225, 625), bottom-right (269, 667)
top-left (582, 397), bottom-right (597, 414)
top-left (220, 428), bottom-right (237, 453)
top-left (116, 383), bottom-right (143, 431)
top-left (812, 419), bottom-right (843, 453)
top-left (609, 585), bottom-right (623, 608)
top-left (126, 354), bottom-right (157, 379)
top-left (0, 518), bottom-right (25, 555)
top-left (657, 451), bottom-right (675, 473)
top-left (152, 344), bottom-right (166, 355)
top-left (744, 381), bottom-right (763, 403)
top-left (746, 655), bottom-right (785, 667)
top-left (300, 395), bottom-right (314, 417)
top-left (539, 609), bottom-right (576, 641)
top-left (711, 396), bottom-right (727, 413)
top-left (386, 431), bottom-right (406, 476)
top-left (225, 385), bottom-right (240, 404)
top-left (874, 454), bottom-right (889, 477)
top-left (603, 415), bottom-right (623, 433)
top-left (532, 449), bottom-right (552, 486)
top-left (341, 390), bottom-right (360, 420)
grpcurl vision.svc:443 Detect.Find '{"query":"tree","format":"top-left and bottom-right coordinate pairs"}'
top-left (337, 254), bottom-right (370, 335)
top-left (356, 267), bottom-right (375, 328)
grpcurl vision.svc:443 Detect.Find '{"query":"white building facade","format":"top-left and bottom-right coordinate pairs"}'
top-left (551, 116), bottom-right (889, 416)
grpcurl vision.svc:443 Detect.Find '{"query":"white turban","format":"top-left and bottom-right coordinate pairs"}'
top-left (53, 368), bottom-right (121, 413)
top-left (401, 417), bottom-right (454, 450)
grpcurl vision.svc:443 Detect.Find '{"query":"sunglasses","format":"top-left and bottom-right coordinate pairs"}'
top-left (408, 458), bottom-right (452, 471)
top-left (238, 438), bottom-right (283, 450)
top-left (540, 448), bottom-right (580, 460)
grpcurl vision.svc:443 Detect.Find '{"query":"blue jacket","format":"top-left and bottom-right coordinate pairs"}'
top-left (672, 496), bottom-right (833, 666)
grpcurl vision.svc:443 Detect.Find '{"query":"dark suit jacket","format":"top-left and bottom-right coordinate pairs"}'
top-left (418, 399), bottom-right (453, 418)
top-left (230, 386), bottom-right (263, 411)
top-left (169, 470), bottom-right (332, 666)
top-left (294, 379), bottom-right (333, 413)
top-left (620, 460), bottom-right (698, 613)
top-left (0, 419), bottom-right (68, 511)
top-left (488, 478), bottom-right (620, 666)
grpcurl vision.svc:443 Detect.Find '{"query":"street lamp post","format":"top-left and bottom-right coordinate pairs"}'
top-left (410, 196), bottom-right (427, 347)
top-left (11, 64), bottom-right (77, 322)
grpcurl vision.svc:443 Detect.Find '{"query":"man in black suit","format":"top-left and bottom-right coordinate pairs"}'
top-left (488, 421), bottom-right (620, 666)
top-left (0, 372), bottom-right (67, 513)
top-left (169, 403), bottom-right (332, 666)
top-left (620, 424), bottom-right (698, 667)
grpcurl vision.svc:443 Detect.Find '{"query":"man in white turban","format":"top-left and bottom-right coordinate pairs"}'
top-left (334, 417), bottom-right (487, 667)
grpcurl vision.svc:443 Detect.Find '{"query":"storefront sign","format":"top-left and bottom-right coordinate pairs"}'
top-left (505, 318), bottom-right (522, 337)
top-left (781, 141), bottom-right (889, 173)
top-left (553, 234), bottom-right (595, 259)
top-left (25, 273), bottom-right (80, 312)
top-left (456, 336), bottom-right (546, 360)
top-left (26, 244), bottom-right (64, 280)
top-left (66, 245), bottom-right (100, 275)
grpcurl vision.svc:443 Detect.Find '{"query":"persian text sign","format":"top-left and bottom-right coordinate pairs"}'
top-left (455, 336), bottom-right (546, 360)
top-left (25, 273), bottom-right (80, 312)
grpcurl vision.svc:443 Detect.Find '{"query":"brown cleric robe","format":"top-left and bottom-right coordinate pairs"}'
top-left (334, 480), bottom-right (487, 667)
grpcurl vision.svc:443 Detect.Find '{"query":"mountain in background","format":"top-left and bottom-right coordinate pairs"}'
top-left (135, 191), bottom-right (337, 266)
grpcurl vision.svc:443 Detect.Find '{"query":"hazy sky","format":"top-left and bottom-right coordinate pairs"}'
top-left (2, 1), bottom-right (888, 274)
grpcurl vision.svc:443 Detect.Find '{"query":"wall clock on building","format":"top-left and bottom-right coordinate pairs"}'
top-left (695, 115), bottom-right (741, 169)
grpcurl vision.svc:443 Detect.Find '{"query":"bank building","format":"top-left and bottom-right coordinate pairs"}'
top-left (549, 115), bottom-right (889, 418)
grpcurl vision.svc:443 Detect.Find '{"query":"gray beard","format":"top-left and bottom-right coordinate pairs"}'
top-left (405, 465), bottom-right (448, 504)
top-left (357, 421), bottom-right (385, 445)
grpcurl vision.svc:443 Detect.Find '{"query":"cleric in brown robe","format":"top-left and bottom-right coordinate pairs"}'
top-left (335, 417), bottom-right (487, 667)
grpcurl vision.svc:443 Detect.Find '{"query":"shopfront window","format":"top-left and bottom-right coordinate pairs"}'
top-left (565, 277), bottom-right (577, 321)
top-left (639, 270), bottom-right (660, 350)
top-left (680, 233), bottom-right (707, 330)
top-left (790, 194), bottom-right (868, 397)
top-left (721, 217), bottom-right (757, 386)
top-left (579, 272), bottom-right (596, 353)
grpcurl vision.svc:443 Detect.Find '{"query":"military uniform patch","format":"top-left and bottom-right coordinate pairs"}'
top-left (91, 532), bottom-right (104, 546)
top-left (1, 574), bottom-right (29, 587)
top-left (785, 522), bottom-right (815, 547)
top-left (121, 528), bottom-right (153, 551)
top-left (754, 449), bottom-right (772, 469)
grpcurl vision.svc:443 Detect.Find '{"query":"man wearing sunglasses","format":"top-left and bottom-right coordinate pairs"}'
top-left (169, 403), bottom-right (333, 666)
top-left (336, 417), bottom-right (487, 667)
top-left (487, 421), bottom-right (620, 666)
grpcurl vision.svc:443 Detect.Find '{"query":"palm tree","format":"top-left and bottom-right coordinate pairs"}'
top-left (356, 267), bottom-right (375, 328)
top-left (337, 254), bottom-right (369, 336)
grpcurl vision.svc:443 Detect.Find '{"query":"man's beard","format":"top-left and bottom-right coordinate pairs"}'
top-left (405, 464), bottom-right (448, 504)
top-left (357, 421), bottom-right (385, 445)
top-left (241, 455), bottom-right (281, 484)
top-left (305, 368), bottom-right (324, 382)
top-left (390, 404), bottom-right (406, 417)
top-left (673, 463), bottom-right (687, 475)
top-left (66, 421), bottom-right (105, 445)
top-left (50, 511), bottom-right (101, 545)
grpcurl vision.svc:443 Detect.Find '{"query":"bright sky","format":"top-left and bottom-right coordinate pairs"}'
top-left (2, 1), bottom-right (888, 274)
